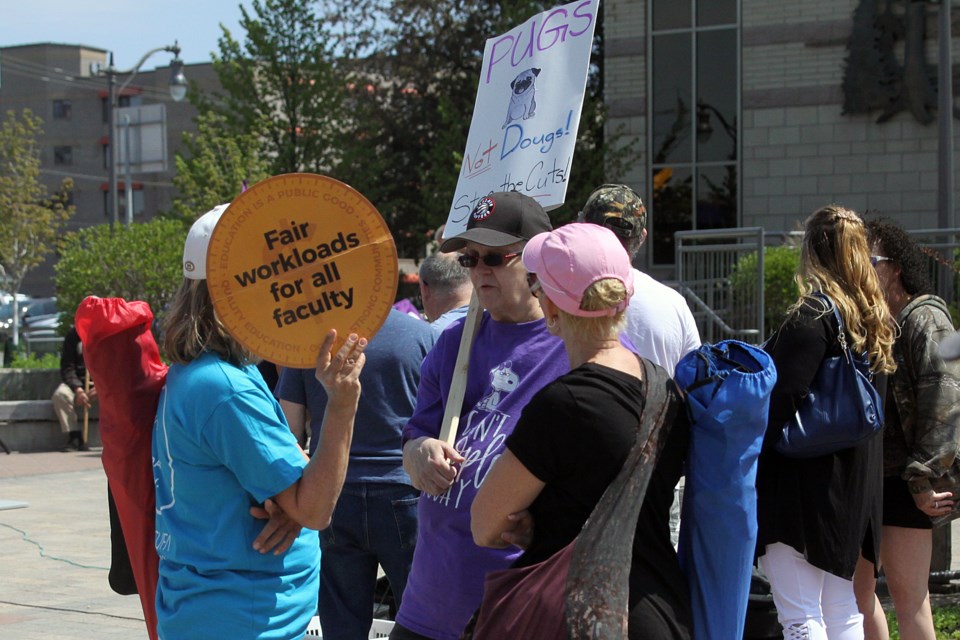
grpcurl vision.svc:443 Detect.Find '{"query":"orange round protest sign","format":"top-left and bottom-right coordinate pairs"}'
top-left (206, 173), bottom-right (398, 368)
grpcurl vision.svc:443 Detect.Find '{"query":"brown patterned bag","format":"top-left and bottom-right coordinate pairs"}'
top-left (461, 359), bottom-right (680, 639)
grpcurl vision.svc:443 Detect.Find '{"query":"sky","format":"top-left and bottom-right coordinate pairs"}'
top-left (0, 0), bottom-right (254, 69)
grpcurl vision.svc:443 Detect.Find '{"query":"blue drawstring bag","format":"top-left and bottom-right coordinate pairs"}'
top-left (674, 340), bottom-right (776, 640)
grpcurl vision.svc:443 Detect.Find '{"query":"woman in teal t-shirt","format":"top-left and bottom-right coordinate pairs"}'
top-left (153, 205), bottom-right (368, 639)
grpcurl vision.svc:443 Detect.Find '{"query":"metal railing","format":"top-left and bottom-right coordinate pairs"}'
top-left (904, 227), bottom-right (960, 305)
top-left (21, 335), bottom-right (64, 358)
top-left (675, 227), bottom-right (765, 345)
top-left (674, 226), bottom-right (960, 345)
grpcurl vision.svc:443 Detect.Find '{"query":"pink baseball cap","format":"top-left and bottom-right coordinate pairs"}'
top-left (522, 223), bottom-right (634, 317)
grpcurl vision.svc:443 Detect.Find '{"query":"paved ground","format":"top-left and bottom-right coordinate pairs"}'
top-left (0, 449), bottom-right (146, 639)
top-left (4, 449), bottom-right (960, 639)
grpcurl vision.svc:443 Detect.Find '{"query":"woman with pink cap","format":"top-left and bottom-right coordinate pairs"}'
top-left (471, 223), bottom-right (693, 639)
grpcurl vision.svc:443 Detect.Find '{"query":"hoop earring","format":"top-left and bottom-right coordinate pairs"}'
top-left (547, 317), bottom-right (558, 330)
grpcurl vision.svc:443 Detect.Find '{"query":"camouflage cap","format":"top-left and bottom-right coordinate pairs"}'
top-left (580, 184), bottom-right (647, 232)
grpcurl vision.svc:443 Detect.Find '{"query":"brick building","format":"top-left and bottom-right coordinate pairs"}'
top-left (0, 43), bottom-right (216, 295)
top-left (604, 0), bottom-right (958, 269)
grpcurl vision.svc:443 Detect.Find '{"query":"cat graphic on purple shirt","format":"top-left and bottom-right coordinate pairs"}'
top-left (397, 313), bottom-right (568, 640)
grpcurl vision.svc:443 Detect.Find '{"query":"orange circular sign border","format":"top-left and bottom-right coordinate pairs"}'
top-left (205, 173), bottom-right (399, 368)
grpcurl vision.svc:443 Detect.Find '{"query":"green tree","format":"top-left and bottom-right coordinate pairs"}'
top-left (166, 111), bottom-right (270, 224)
top-left (201, 0), bottom-right (348, 175)
top-left (0, 109), bottom-right (74, 345)
top-left (332, 0), bottom-right (637, 256)
top-left (54, 219), bottom-right (186, 327)
top-left (187, 1), bottom-right (636, 258)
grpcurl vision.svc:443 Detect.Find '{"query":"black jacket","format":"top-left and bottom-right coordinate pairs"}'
top-left (756, 296), bottom-right (882, 579)
top-left (60, 326), bottom-right (87, 391)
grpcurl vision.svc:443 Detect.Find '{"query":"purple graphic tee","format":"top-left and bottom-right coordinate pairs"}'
top-left (397, 312), bottom-right (568, 639)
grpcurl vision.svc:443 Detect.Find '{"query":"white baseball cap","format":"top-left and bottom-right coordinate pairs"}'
top-left (182, 203), bottom-right (230, 280)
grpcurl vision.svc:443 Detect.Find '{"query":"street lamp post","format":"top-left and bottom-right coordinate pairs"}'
top-left (695, 101), bottom-right (737, 144)
top-left (101, 43), bottom-right (187, 227)
top-left (930, 0), bottom-right (955, 306)
top-left (937, 0), bottom-right (953, 232)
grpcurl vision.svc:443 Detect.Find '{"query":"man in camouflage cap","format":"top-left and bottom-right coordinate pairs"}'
top-left (579, 184), bottom-right (700, 549)
top-left (578, 184), bottom-right (699, 375)
top-left (579, 183), bottom-right (648, 258)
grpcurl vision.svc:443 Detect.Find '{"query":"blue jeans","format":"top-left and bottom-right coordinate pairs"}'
top-left (318, 483), bottom-right (419, 640)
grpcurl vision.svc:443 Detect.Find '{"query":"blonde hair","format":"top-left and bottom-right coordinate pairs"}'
top-left (162, 279), bottom-right (256, 366)
top-left (790, 205), bottom-right (896, 374)
top-left (555, 278), bottom-right (628, 341)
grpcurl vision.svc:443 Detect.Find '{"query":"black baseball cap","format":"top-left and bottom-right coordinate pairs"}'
top-left (440, 191), bottom-right (552, 252)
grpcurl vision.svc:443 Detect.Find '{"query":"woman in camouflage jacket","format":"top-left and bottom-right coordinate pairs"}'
top-left (855, 218), bottom-right (960, 640)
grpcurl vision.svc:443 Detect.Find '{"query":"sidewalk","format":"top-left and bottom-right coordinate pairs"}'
top-left (4, 450), bottom-right (960, 639)
top-left (0, 449), bottom-right (145, 639)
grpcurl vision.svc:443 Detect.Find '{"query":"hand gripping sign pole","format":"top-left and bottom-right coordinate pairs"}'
top-left (437, 0), bottom-right (599, 444)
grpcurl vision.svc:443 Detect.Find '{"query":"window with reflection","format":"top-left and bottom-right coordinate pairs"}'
top-left (52, 100), bottom-right (71, 120)
top-left (102, 188), bottom-right (145, 219)
top-left (53, 146), bottom-right (73, 166)
top-left (650, 0), bottom-right (738, 264)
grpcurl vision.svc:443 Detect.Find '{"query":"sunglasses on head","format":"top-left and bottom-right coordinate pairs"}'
top-left (601, 215), bottom-right (637, 239)
top-left (457, 252), bottom-right (521, 268)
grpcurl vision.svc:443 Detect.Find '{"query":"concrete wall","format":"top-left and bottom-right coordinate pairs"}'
top-left (0, 398), bottom-right (101, 453)
top-left (0, 369), bottom-right (61, 401)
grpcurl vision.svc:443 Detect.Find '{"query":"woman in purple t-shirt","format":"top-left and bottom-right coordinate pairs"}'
top-left (391, 192), bottom-right (569, 640)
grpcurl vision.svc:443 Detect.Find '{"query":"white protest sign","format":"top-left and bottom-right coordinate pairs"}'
top-left (445, 0), bottom-right (600, 236)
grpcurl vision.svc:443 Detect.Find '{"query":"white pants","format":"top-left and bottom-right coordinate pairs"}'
top-left (758, 543), bottom-right (863, 640)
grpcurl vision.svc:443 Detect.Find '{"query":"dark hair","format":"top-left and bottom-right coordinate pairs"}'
top-left (865, 217), bottom-right (933, 296)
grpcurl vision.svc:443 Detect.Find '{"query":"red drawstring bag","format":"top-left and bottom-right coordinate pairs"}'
top-left (75, 296), bottom-right (167, 640)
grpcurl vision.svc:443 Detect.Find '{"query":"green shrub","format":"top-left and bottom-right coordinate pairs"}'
top-left (729, 245), bottom-right (800, 338)
top-left (54, 218), bottom-right (187, 325)
top-left (7, 351), bottom-right (59, 369)
top-left (886, 603), bottom-right (960, 638)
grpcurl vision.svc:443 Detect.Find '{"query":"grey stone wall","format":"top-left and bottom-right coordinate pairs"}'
top-left (604, 0), bottom-right (960, 245)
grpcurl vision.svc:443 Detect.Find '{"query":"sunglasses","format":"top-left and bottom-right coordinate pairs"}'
top-left (870, 255), bottom-right (892, 267)
top-left (526, 272), bottom-right (542, 295)
top-left (601, 215), bottom-right (637, 239)
top-left (457, 252), bottom-right (521, 269)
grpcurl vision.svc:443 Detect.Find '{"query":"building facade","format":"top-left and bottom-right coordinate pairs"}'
top-left (605, 0), bottom-right (958, 269)
top-left (0, 43), bottom-right (216, 296)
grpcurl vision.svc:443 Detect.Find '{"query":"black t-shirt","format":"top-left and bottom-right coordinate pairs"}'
top-left (506, 362), bottom-right (692, 640)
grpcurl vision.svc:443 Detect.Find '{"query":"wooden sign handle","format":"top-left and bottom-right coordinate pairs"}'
top-left (82, 370), bottom-right (90, 445)
top-left (438, 292), bottom-right (483, 446)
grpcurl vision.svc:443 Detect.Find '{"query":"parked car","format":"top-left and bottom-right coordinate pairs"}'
top-left (20, 297), bottom-right (63, 356)
top-left (0, 291), bottom-right (30, 306)
top-left (0, 298), bottom-right (33, 337)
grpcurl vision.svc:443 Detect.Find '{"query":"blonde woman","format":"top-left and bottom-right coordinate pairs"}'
top-left (153, 206), bottom-right (368, 640)
top-left (756, 205), bottom-right (896, 640)
top-left (471, 223), bottom-right (693, 639)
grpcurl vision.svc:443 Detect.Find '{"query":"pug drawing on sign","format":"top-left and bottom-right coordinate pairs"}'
top-left (502, 67), bottom-right (541, 129)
